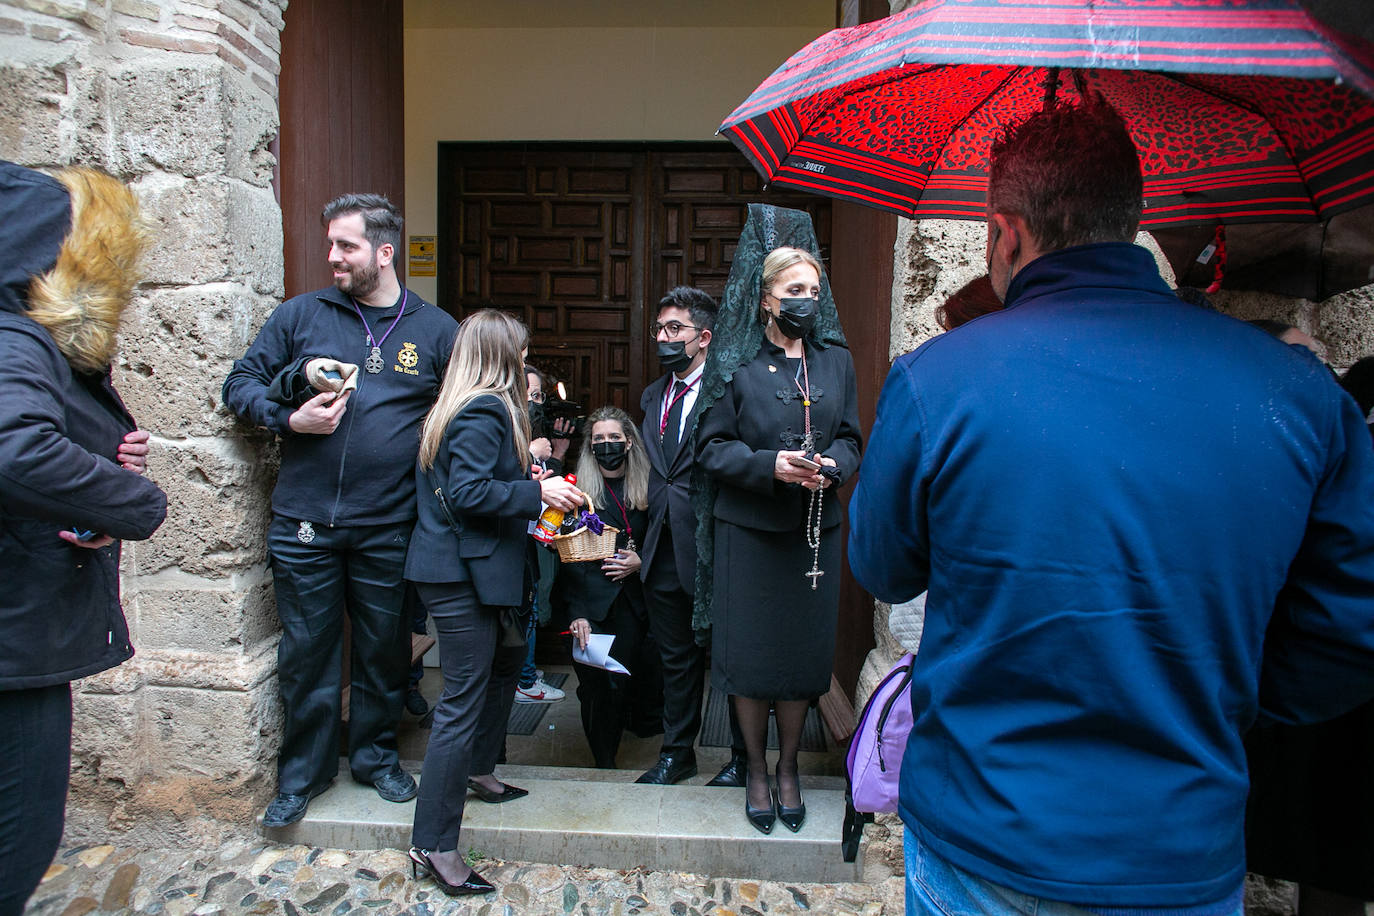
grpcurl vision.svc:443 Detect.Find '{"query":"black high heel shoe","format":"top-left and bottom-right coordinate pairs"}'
top-left (745, 784), bottom-right (777, 835)
top-left (775, 768), bottom-right (806, 833)
top-left (407, 847), bottom-right (496, 896)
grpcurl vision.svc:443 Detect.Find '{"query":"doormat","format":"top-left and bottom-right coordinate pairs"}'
top-left (417, 672), bottom-right (570, 735)
top-left (698, 686), bottom-right (827, 752)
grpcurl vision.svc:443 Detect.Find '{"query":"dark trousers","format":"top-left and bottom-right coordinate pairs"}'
top-left (643, 528), bottom-right (705, 753)
top-left (411, 581), bottom-right (525, 852)
top-left (576, 595), bottom-right (651, 768)
top-left (268, 515), bottom-right (411, 795)
top-left (0, 683), bottom-right (72, 916)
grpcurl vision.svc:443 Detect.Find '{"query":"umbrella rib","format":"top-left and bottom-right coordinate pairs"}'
top-left (1145, 71), bottom-right (1315, 216)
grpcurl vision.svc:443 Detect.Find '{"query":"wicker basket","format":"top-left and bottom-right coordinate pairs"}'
top-left (552, 523), bottom-right (620, 562)
top-left (551, 490), bottom-right (619, 562)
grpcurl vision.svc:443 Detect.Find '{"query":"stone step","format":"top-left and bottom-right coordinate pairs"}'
top-left (264, 765), bottom-right (863, 884)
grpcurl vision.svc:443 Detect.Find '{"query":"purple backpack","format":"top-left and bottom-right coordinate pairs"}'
top-left (841, 652), bottom-right (915, 861)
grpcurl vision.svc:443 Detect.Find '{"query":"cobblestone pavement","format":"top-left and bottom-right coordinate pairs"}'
top-left (26, 842), bottom-right (905, 916)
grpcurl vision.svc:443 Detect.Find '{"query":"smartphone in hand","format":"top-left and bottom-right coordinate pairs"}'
top-left (787, 455), bottom-right (822, 471)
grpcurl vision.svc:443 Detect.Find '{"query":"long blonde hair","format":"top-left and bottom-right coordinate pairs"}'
top-left (418, 309), bottom-right (531, 471)
top-left (574, 406), bottom-right (649, 512)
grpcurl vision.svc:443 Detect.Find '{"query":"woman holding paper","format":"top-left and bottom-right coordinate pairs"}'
top-left (561, 406), bottom-right (652, 768)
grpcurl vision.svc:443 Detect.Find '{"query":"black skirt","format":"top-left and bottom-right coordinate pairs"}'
top-left (711, 518), bottom-right (839, 700)
top-left (1244, 700), bottom-right (1374, 897)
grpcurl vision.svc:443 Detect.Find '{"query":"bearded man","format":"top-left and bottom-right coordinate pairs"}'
top-left (224, 194), bottom-right (458, 827)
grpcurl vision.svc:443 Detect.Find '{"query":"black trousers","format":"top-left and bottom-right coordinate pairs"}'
top-left (643, 527), bottom-right (706, 753)
top-left (267, 515), bottom-right (411, 795)
top-left (411, 581), bottom-right (525, 852)
top-left (576, 594), bottom-right (652, 768)
top-left (0, 683), bottom-right (71, 916)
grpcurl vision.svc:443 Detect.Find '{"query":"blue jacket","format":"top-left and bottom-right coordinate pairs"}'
top-left (848, 243), bottom-right (1374, 906)
top-left (222, 287), bottom-right (458, 527)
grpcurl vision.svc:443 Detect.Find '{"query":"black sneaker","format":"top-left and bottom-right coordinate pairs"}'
top-left (405, 687), bottom-right (429, 716)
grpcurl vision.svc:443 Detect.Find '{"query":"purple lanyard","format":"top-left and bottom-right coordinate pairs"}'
top-left (351, 291), bottom-right (407, 350)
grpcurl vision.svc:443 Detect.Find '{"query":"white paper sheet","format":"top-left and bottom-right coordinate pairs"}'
top-left (571, 632), bottom-right (630, 675)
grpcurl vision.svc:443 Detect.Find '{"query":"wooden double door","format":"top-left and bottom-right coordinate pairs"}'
top-left (437, 143), bottom-right (831, 414)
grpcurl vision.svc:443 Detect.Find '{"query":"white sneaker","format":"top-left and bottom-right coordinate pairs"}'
top-left (514, 678), bottom-right (565, 703)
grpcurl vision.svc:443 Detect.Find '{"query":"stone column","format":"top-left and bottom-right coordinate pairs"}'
top-left (0, 0), bottom-right (286, 843)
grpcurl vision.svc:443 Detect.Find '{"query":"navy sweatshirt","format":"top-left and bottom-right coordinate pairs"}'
top-left (223, 286), bottom-right (458, 527)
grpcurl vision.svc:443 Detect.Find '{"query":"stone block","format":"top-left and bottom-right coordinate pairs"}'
top-left (118, 434), bottom-right (277, 576)
top-left (1316, 285), bottom-right (1374, 369)
top-left (135, 175), bottom-right (281, 294)
top-left (128, 569), bottom-right (277, 653)
top-left (112, 0), bottom-right (161, 21)
top-left (892, 218), bottom-right (986, 358)
top-left (223, 65), bottom-right (279, 187)
top-left (114, 284), bottom-right (279, 436)
top-left (143, 679), bottom-right (277, 782)
top-left (107, 65), bottom-right (228, 177)
top-left (12, 0), bottom-right (85, 21)
top-left (0, 63), bottom-right (67, 164)
top-left (70, 687), bottom-right (144, 788)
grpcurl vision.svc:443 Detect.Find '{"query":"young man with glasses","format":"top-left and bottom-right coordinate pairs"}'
top-left (635, 287), bottom-right (744, 787)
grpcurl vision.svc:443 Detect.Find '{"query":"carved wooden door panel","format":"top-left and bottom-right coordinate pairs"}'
top-left (438, 144), bottom-right (830, 420)
top-left (645, 150), bottom-right (831, 392)
top-left (441, 148), bottom-right (645, 414)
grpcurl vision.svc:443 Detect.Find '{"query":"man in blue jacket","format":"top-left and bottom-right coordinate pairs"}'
top-left (849, 98), bottom-right (1374, 913)
top-left (224, 194), bottom-right (458, 827)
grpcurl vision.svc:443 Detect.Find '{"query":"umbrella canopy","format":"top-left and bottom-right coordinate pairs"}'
top-left (720, 0), bottom-right (1374, 228)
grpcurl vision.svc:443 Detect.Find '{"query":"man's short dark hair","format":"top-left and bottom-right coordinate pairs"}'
top-left (321, 193), bottom-right (403, 254)
top-left (658, 286), bottom-right (718, 332)
top-left (988, 96), bottom-right (1142, 251)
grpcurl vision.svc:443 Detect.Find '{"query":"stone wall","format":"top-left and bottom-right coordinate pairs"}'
top-left (0, 0), bottom-right (286, 844)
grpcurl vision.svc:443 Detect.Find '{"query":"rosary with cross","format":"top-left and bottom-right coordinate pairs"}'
top-left (793, 355), bottom-right (826, 590)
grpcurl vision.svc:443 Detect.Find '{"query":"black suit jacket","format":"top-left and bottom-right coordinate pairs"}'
top-left (639, 372), bottom-right (701, 589)
top-left (405, 394), bottom-right (543, 608)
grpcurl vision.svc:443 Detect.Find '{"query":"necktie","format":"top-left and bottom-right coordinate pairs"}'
top-left (663, 379), bottom-right (685, 462)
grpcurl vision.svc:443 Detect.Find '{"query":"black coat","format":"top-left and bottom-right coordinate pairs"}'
top-left (697, 338), bottom-right (863, 531)
top-left (222, 286), bottom-right (458, 527)
top-left (638, 372), bottom-right (703, 588)
top-left (0, 162), bottom-right (167, 689)
top-left (405, 394), bottom-right (543, 609)
top-left (556, 477), bottom-right (648, 624)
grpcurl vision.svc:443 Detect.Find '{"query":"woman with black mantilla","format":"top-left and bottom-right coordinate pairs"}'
top-left (561, 406), bottom-right (656, 768)
top-left (694, 205), bottom-right (863, 835)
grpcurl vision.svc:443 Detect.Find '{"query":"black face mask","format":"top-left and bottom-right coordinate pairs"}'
top-left (592, 441), bottom-right (628, 471)
top-left (657, 340), bottom-right (693, 373)
top-left (527, 400), bottom-right (547, 435)
top-left (773, 296), bottom-right (818, 340)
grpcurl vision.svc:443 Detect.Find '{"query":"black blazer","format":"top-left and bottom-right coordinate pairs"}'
top-left (639, 372), bottom-right (702, 588)
top-left (405, 394), bottom-right (543, 608)
top-left (697, 339), bottom-right (863, 532)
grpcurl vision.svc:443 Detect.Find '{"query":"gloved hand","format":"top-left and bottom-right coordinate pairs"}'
top-left (305, 358), bottom-right (360, 395)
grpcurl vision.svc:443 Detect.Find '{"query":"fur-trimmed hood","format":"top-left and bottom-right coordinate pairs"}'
top-left (0, 161), bottom-right (148, 372)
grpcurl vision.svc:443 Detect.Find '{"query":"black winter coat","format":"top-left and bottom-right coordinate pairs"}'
top-left (0, 161), bottom-right (167, 689)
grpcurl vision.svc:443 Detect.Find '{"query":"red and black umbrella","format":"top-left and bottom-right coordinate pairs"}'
top-left (719, 0), bottom-right (1374, 229)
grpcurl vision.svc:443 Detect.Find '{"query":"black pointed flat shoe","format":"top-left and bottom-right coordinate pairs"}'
top-left (408, 847), bottom-right (496, 896)
top-left (467, 778), bottom-right (529, 804)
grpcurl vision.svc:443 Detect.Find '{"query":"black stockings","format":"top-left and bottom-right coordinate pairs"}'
top-left (732, 696), bottom-right (809, 809)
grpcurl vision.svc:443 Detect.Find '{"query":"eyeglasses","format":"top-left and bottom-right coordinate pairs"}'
top-left (651, 321), bottom-right (701, 339)
top-left (528, 390), bottom-right (546, 404)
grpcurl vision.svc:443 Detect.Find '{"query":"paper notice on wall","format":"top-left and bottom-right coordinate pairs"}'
top-left (409, 236), bottom-right (436, 277)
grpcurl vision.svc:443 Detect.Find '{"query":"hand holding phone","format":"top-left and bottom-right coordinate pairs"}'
top-left (787, 454), bottom-right (822, 470)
